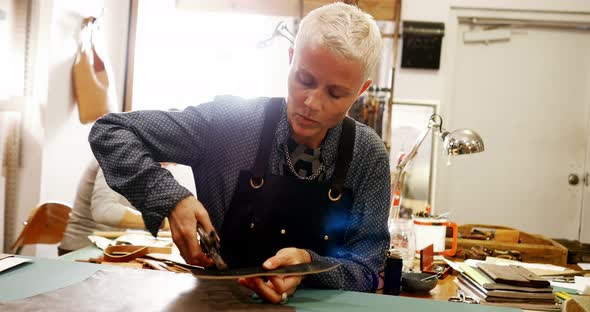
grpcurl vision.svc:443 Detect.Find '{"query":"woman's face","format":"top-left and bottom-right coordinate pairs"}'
top-left (286, 45), bottom-right (371, 148)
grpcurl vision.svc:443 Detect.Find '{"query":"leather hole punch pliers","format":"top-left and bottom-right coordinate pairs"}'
top-left (197, 225), bottom-right (228, 271)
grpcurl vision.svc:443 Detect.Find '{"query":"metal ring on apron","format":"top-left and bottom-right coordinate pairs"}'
top-left (249, 177), bottom-right (264, 189)
top-left (328, 189), bottom-right (342, 202)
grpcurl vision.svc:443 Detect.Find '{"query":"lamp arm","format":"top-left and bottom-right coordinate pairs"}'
top-left (390, 126), bottom-right (433, 219)
top-left (396, 114), bottom-right (443, 171)
top-left (396, 125), bottom-right (434, 171)
top-left (390, 115), bottom-right (442, 219)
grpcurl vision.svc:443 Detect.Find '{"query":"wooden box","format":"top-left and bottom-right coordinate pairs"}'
top-left (554, 239), bottom-right (590, 264)
top-left (445, 224), bottom-right (568, 266)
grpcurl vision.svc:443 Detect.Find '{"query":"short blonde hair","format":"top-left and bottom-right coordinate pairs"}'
top-left (295, 2), bottom-right (383, 81)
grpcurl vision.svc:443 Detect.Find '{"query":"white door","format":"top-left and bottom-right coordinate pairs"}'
top-left (436, 11), bottom-right (590, 240)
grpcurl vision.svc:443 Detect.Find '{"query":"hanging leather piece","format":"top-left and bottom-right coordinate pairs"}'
top-left (72, 16), bottom-right (114, 124)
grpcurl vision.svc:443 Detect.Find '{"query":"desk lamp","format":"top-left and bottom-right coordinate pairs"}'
top-left (390, 114), bottom-right (485, 219)
top-left (257, 21), bottom-right (295, 48)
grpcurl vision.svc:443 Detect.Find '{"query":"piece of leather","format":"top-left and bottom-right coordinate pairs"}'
top-left (477, 263), bottom-right (550, 288)
top-left (103, 245), bottom-right (171, 262)
top-left (135, 258), bottom-right (169, 271)
top-left (179, 261), bottom-right (340, 280)
top-left (0, 269), bottom-right (294, 311)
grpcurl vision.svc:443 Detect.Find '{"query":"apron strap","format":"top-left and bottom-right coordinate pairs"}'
top-left (330, 117), bottom-right (356, 196)
top-left (251, 98), bottom-right (284, 180)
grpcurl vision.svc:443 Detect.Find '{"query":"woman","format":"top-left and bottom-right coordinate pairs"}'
top-left (90, 2), bottom-right (389, 303)
top-left (59, 160), bottom-right (151, 255)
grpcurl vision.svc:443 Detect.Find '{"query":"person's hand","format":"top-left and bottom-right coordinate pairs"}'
top-left (238, 247), bottom-right (312, 304)
top-left (169, 196), bottom-right (215, 267)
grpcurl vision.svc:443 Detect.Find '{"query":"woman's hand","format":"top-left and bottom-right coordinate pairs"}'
top-left (169, 196), bottom-right (216, 267)
top-left (239, 247), bottom-right (312, 304)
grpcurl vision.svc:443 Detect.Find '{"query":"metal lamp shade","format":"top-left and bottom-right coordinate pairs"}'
top-left (442, 129), bottom-right (485, 156)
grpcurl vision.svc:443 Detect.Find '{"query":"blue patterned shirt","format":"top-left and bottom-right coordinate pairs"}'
top-left (89, 96), bottom-right (390, 292)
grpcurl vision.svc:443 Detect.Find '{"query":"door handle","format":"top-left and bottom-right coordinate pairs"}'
top-left (568, 174), bottom-right (580, 185)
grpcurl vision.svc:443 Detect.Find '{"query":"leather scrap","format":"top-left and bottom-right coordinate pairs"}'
top-left (102, 245), bottom-right (171, 262)
top-left (0, 269), bottom-right (294, 312)
top-left (183, 261), bottom-right (340, 280)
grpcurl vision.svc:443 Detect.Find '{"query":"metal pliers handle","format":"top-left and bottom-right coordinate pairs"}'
top-left (197, 225), bottom-right (228, 271)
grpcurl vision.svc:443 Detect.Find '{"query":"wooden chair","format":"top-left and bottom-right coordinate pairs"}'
top-left (11, 201), bottom-right (72, 255)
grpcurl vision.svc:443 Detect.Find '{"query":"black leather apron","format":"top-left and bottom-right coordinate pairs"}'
top-left (219, 98), bottom-right (356, 268)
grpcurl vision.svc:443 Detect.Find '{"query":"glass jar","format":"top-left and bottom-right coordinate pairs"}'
top-left (388, 218), bottom-right (416, 272)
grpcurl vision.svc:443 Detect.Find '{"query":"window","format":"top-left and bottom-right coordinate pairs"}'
top-left (132, 1), bottom-right (295, 111)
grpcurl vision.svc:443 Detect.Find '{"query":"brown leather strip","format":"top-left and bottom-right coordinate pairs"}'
top-left (103, 245), bottom-right (149, 262)
top-left (103, 245), bottom-right (173, 262)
